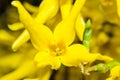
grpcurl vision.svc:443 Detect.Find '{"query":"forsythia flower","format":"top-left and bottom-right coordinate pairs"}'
top-left (11, 0), bottom-right (112, 70)
top-left (9, 0), bottom-right (59, 51)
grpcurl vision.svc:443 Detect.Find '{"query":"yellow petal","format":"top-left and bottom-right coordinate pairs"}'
top-left (35, 0), bottom-right (59, 24)
top-left (24, 67), bottom-right (52, 80)
top-left (23, 2), bottom-right (39, 13)
top-left (56, 0), bottom-right (73, 45)
top-left (116, 0), bottom-right (120, 17)
top-left (37, 67), bottom-right (52, 80)
top-left (106, 78), bottom-right (113, 80)
top-left (69, 0), bottom-right (86, 21)
top-left (108, 65), bottom-right (120, 80)
top-left (75, 14), bottom-right (85, 41)
top-left (11, 1), bottom-right (54, 51)
top-left (53, 20), bottom-right (75, 46)
top-left (8, 22), bottom-right (24, 31)
top-left (12, 30), bottom-right (30, 51)
top-left (0, 60), bottom-right (36, 80)
top-left (54, 0), bottom-right (86, 46)
top-left (61, 44), bottom-right (89, 67)
top-left (0, 53), bottom-right (24, 68)
top-left (60, 0), bottom-right (73, 19)
top-left (34, 51), bottom-right (61, 70)
top-left (24, 79), bottom-right (38, 80)
top-left (88, 53), bottom-right (113, 63)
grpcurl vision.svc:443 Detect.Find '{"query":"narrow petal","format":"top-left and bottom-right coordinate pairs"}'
top-left (12, 30), bottom-right (30, 51)
top-left (24, 79), bottom-right (39, 80)
top-left (116, 0), bottom-right (120, 17)
top-left (75, 14), bottom-right (85, 41)
top-left (23, 2), bottom-right (39, 13)
top-left (54, 0), bottom-right (86, 46)
top-left (60, 0), bottom-right (73, 19)
top-left (8, 22), bottom-right (24, 31)
top-left (88, 53), bottom-right (113, 63)
top-left (69, 0), bottom-right (86, 22)
top-left (61, 44), bottom-right (89, 67)
top-left (35, 0), bottom-right (59, 24)
top-left (11, 1), bottom-right (54, 51)
top-left (34, 51), bottom-right (61, 70)
top-left (0, 60), bottom-right (36, 80)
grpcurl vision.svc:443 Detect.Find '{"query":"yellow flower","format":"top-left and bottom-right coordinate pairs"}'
top-left (9, 0), bottom-right (59, 51)
top-left (106, 65), bottom-right (120, 80)
top-left (11, 0), bottom-right (112, 70)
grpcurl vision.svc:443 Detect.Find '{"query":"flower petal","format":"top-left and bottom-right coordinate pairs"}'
top-left (87, 53), bottom-right (113, 63)
top-left (75, 14), bottom-right (85, 41)
top-left (34, 51), bottom-right (61, 70)
top-left (54, 0), bottom-right (86, 46)
top-left (23, 2), bottom-right (39, 13)
top-left (106, 78), bottom-right (113, 80)
top-left (12, 30), bottom-right (30, 51)
top-left (107, 65), bottom-right (120, 80)
top-left (61, 44), bottom-right (89, 67)
top-left (11, 1), bottom-right (54, 51)
top-left (36, 0), bottom-right (59, 24)
top-left (60, 0), bottom-right (73, 19)
top-left (8, 22), bottom-right (24, 31)
top-left (53, 20), bottom-right (75, 46)
top-left (61, 43), bottom-right (113, 67)
top-left (117, 0), bottom-right (120, 17)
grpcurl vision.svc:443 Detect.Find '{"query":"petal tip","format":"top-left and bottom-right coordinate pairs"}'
top-left (12, 44), bottom-right (17, 52)
top-left (11, 1), bottom-right (17, 6)
top-left (11, 1), bottom-right (20, 7)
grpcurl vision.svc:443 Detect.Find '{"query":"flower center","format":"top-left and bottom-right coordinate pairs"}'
top-left (55, 48), bottom-right (62, 56)
top-left (49, 42), bottom-right (66, 56)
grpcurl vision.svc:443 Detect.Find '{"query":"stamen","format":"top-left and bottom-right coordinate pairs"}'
top-left (56, 48), bottom-right (62, 56)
